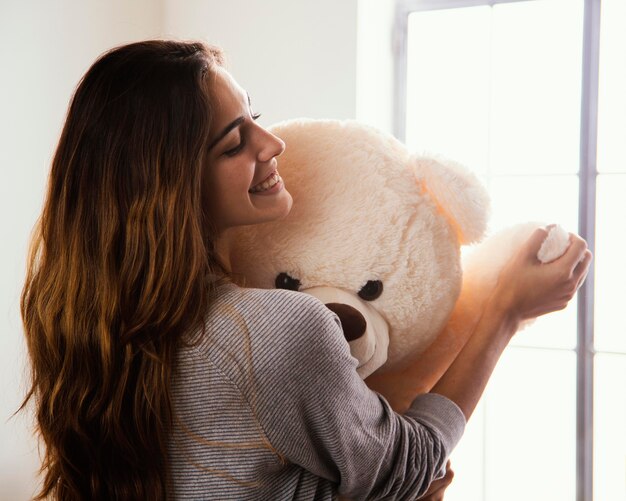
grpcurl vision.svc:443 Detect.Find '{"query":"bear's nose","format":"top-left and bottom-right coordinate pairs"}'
top-left (325, 303), bottom-right (366, 342)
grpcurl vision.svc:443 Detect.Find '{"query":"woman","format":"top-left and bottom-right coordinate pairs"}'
top-left (21, 40), bottom-right (591, 500)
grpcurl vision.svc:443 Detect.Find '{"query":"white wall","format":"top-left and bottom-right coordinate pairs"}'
top-left (162, 0), bottom-right (358, 126)
top-left (0, 1), bottom-right (362, 499)
top-left (356, 0), bottom-right (395, 135)
top-left (0, 2), bottom-right (162, 499)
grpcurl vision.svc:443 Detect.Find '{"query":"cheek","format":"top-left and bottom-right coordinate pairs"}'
top-left (204, 165), bottom-right (230, 213)
top-left (209, 157), bottom-right (255, 200)
top-left (213, 163), bottom-right (252, 204)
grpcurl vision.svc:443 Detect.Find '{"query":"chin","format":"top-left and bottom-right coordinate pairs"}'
top-left (263, 194), bottom-right (292, 223)
top-left (247, 188), bottom-right (293, 225)
top-left (277, 191), bottom-right (293, 219)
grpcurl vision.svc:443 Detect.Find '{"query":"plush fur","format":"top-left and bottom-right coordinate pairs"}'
top-left (225, 118), bottom-right (570, 404)
top-left (226, 118), bottom-right (490, 378)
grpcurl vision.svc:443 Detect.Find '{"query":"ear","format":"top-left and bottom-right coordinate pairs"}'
top-left (412, 154), bottom-right (490, 245)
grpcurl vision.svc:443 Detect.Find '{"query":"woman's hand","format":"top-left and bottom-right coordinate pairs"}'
top-left (417, 461), bottom-right (454, 501)
top-left (429, 226), bottom-right (592, 421)
top-left (494, 226), bottom-right (592, 324)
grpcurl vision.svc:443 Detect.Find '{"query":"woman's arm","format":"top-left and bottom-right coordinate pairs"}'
top-left (245, 290), bottom-right (466, 500)
top-left (430, 226), bottom-right (592, 420)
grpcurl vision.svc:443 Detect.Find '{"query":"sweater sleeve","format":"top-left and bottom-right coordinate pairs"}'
top-left (249, 293), bottom-right (466, 500)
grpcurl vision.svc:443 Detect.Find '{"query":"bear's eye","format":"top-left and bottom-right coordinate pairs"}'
top-left (358, 280), bottom-right (383, 301)
top-left (275, 272), bottom-right (301, 291)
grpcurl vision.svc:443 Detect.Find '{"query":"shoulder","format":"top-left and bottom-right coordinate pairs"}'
top-left (198, 281), bottom-right (349, 363)
top-left (214, 282), bottom-right (342, 329)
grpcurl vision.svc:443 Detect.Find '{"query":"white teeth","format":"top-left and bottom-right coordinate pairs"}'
top-left (250, 172), bottom-right (282, 193)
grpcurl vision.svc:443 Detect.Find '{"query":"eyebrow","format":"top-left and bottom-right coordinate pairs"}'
top-left (208, 92), bottom-right (253, 151)
top-left (208, 116), bottom-right (245, 151)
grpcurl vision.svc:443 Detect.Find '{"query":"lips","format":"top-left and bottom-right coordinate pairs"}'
top-left (249, 169), bottom-right (280, 193)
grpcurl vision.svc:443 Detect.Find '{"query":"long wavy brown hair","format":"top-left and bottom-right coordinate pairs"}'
top-left (20, 40), bottom-right (228, 500)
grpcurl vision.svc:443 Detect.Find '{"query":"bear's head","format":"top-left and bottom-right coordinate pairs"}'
top-left (225, 118), bottom-right (490, 378)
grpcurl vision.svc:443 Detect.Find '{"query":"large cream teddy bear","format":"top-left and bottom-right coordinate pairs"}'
top-left (223, 118), bottom-right (569, 410)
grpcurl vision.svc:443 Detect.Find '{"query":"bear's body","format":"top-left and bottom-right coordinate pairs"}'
top-left (226, 119), bottom-right (490, 379)
top-left (225, 118), bottom-right (569, 408)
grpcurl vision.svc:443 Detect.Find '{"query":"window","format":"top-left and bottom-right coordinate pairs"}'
top-left (392, 0), bottom-right (625, 499)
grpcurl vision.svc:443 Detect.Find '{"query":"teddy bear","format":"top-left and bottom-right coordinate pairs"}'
top-left (223, 118), bottom-right (570, 409)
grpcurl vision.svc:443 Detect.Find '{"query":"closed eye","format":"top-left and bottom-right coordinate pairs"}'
top-left (224, 140), bottom-right (245, 157)
top-left (222, 113), bottom-right (262, 157)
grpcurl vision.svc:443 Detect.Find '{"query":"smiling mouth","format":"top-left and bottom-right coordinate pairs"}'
top-left (249, 170), bottom-right (282, 193)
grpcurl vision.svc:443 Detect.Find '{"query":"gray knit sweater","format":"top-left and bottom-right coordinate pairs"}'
top-left (168, 281), bottom-right (465, 500)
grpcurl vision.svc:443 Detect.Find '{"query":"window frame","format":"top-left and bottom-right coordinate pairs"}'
top-left (392, 1), bottom-right (600, 500)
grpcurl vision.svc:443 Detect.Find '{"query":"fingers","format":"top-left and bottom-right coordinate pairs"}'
top-left (417, 461), bottom-right (454, 500)
top-left (534, 230), bottom-right (589, 277)
top-left (574, 249), bottom-right (593, 288)
top-left (523, 226), bottom-right (551, 258)
top-left (418, 481), bottom-right (450, 501)
top-left (525, 227), bottom-right (589, 272)
top-left (556, 248), bottom-right (592, 306)
top-left (560, 234), bottom-right (589, 272)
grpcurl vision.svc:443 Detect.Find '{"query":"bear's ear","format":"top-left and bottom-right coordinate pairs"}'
top-left (412, 154), bottom-right (491, 245)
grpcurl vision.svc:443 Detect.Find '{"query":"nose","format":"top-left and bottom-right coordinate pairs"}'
top-left (257, 128), bottom-right (285, 163)
top-left (325, 303), bottom-right (366, 342)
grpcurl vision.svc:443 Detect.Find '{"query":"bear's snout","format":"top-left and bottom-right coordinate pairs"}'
top-left (299, 286), bottom-right (389, 378)
top-left (325, 303), bottom-right (366, 342)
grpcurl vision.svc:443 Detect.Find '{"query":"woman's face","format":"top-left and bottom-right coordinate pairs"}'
top-left (204, 67), bottom-right (292, 232)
